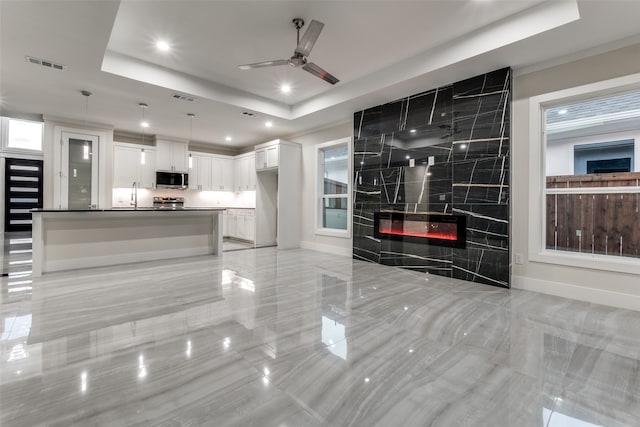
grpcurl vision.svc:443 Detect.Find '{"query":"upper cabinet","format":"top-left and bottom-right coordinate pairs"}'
top-left (113, 143), bottom-right (156, 188)
top-left (188, 151), bottom-right (235, 192)
top-left (212, 157), bottom-right (235, 192)
top-left (255, 140), bottom-right (279, 170)
top-left (188, 154), bottom-right (211, 191)
top-left (156, 139), bottom-right (187, 172)
top-left (234, 152), bottom-right (256, 192)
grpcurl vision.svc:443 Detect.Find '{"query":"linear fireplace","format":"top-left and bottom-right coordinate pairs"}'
top-left (373, 212), bottom-right (466, 249)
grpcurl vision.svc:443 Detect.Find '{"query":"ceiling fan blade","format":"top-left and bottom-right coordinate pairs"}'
top-left (302, 62), bottom-right (339, 85)
top-left (238, 59), bottom-right (289, 70)
top-left (295, 20), bottom-right (324, 57)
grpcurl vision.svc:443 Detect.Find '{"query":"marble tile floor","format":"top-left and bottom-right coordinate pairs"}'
top-left (0, 232), bottom-right (33, 279)
top-left (223, 238), bottom-right (256, 252)
top-left (0, 247), bottom-right (638, 426)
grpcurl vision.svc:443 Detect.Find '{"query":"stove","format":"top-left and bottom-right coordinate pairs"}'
top-left (153, 196), bottom-right (185, 210)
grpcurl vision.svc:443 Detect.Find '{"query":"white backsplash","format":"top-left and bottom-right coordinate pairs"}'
top-left (112, 188), bottom-right (256, 208)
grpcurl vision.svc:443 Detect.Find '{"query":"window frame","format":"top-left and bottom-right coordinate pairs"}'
top-left (1, 116), bottom-right (44, 154)
top-left (528, 72), bottom-right (640, 274)
top-left (315, 137), bottom-right (352, 238)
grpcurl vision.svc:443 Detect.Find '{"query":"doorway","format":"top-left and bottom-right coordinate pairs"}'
top-left (4, 158), bottom-right (43, 232)
top-left (53, 128), bottom-right (105, 209)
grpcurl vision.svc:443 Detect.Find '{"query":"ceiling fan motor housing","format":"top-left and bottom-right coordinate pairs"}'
top-left (289, 55), bottom-right (306, 67)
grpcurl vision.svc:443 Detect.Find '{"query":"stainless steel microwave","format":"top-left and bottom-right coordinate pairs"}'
top-left (156, 171), bottom-right (188, 189)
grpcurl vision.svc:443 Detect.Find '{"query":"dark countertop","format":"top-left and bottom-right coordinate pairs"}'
top-left (32, 208), bottom-right (226, 213)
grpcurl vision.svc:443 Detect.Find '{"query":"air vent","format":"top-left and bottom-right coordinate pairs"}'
top-left (241, 111), bottom-right (256, 117)
top-left (172, 93), bottom-right (195, 102)
top-left (25, 56), bottom-right (66, 70)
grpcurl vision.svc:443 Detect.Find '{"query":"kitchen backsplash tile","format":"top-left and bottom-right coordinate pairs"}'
top-left (112, 188), bottom-right (256, 208)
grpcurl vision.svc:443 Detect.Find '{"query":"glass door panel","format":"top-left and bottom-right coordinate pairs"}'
top-left (67, 138), bottom-right (93, 209)
top-left (57, 131), bottom-right (99, 209)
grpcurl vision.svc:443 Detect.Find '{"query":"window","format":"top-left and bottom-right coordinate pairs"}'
top-left (2, 117), bottom-right (43, 152)
top-left (529, 73), bottom-right (640, 274)
top-left (316, 137), bottom-right (351, 237)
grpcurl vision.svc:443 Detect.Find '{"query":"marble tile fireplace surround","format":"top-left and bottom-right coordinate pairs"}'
top-left (353, 68), bottom-right (511, 288)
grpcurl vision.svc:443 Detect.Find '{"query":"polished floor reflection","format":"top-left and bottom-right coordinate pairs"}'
top-left (1, 248), bottom-right (638, 426)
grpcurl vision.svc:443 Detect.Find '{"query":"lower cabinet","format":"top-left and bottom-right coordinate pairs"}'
top-left (224, 209), bottom-right (255, 242)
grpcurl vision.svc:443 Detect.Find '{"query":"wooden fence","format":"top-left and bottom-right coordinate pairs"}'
top-left (546, 172), bottom-right (640, 258)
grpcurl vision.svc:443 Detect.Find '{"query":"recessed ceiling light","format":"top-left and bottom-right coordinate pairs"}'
top-left (280, 84), bottom-right (291, 93)
top-left (558, 109), bottom-right (568, 115)
top-left (265, 121), bottom-right (273, 128)
top-left (140, 121), bottom-right (149, 128)
top-left (156, 41), bottom-right (170, 51)
top-left (410, 129), bottom-right (416, 133)
top-left (225, 136), bottom-right (232, 142)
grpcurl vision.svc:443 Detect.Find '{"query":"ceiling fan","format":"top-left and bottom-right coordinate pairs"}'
top-left (238, 18), bottom-right (339, 85)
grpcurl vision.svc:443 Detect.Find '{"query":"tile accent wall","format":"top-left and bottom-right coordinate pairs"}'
top-left (353, 68), bottom-right (511, 288)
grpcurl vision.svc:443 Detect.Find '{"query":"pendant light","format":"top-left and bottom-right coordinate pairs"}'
top-left (81, 90), bottom-right (91, 160)
top-left (139, 103), bottom-right (148, 165)
top-left (187, 113), bottom-right (195, 169)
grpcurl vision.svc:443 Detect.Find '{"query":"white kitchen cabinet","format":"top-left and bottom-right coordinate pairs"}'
top-left (225, 209), bottom-right (255, 242)
top-left (222, 158), bottom-right (234, 191)
top-left (255, 142), bottom-right (279, 170)
top-left (227, 211), bottom-right (237, 237)
top-left (211, 156), bottom-right (234, 191)
top-left (200, 156), bottom-right (212, 191)
top-left (195, 155), bottom-right (213, 191)
top-left (234, 157), bottom-right (245, 191)
top-left (113, 144), bottom-right (156, 189)
top-left (248, 155), bottom-right (256, 190)
top-left (156, 139), bottom-right (187, 172)
top-left (236, 213), bottom-right (246, 239)
top-left (254, 139), bottom-right (302, 249)
top-left (211, 157), bottom-right (223, 191)
top-left (244, 211), bottom-right (255, 241)
top-left (139, 149), bottom-right (156, 188)
top-left (234, 153), bottom-right (256, 192)
top-left (189, 152), bottom-right (234, 191)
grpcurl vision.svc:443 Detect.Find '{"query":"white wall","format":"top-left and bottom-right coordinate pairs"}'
top-left (512, 43), bottom-right (640, 309)
top-left (287, 121), bottom-right (353, 257)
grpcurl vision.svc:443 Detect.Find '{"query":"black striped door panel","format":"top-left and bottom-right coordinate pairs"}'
top-left (4, 158), bottom-right (43, 232)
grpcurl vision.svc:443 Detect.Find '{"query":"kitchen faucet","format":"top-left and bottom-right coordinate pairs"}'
top-left (131, 181), bottom-right (138, 209)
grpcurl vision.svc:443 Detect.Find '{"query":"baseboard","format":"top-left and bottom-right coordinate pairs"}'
top-left (512, 275), bottom-right (640, 311)
top-left (300, 241), bottom-right (351, 257)
top-left (44, 247), bottom-right (213, 274)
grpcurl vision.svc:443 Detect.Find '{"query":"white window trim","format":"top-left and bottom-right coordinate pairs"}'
top-left (528, 72), bottom-right (640, 275)
top-left (0, 116), bottom-right (44, 156)
top-left (315, 137), bottom-right (352, 238)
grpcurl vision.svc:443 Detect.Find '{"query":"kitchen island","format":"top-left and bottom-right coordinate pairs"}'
top-left (31, 208), bottom-right (224, 276)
